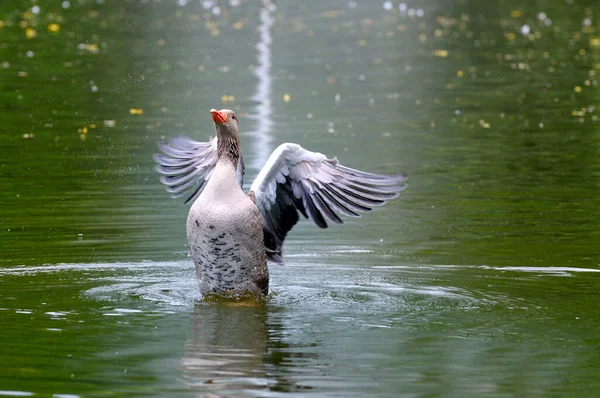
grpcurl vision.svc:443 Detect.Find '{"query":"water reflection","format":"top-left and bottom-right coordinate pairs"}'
top-left (181, 303), bottom-right (272, 394)
top-left (248, 0), bottom-right (276, 170)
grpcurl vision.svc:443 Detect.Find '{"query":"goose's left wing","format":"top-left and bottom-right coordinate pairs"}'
top-left (250, 143), bottom-right (407, 263)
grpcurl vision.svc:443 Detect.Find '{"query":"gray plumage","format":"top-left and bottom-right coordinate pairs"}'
top-left (154, 108), bottom-right (407, 297)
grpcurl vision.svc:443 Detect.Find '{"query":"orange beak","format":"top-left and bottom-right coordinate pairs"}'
top-left (210, 108), bottom-right (228, 124)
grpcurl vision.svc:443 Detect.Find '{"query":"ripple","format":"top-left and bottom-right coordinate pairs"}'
top-left (479, 265), bottom-right (600, 276)
top-left (3, 260), bottom-right (571, 316)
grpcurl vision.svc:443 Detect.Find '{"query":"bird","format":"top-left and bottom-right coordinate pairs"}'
top-left (154, 108), bottom-right (407, 297)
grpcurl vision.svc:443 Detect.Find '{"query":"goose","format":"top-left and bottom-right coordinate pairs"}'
top-left (154, 108), bottom-right (407, 297)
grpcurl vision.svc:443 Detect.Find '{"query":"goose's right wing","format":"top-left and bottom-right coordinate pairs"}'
top-left (153, 136), bottom-right (220, 205)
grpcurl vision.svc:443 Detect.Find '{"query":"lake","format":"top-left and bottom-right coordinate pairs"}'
top-left (1, 0), bottom-right (599, 396)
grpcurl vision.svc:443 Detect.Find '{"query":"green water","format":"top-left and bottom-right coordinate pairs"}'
top-left (1, 0), bottom-right (599, 396)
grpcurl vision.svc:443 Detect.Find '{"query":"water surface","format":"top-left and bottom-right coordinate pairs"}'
top-left (1, 0), bottom-right (599, 396)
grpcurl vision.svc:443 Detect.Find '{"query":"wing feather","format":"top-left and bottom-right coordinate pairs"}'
top-left (251, 143), bottom-right (407, 263)
top-left (319, 187), bottom-right (361, 217)
top-left (154, 135), bottom-right (243, 204)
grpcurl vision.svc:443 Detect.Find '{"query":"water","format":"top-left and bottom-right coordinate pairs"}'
top-left (1, 0), bottom-right (600, 396)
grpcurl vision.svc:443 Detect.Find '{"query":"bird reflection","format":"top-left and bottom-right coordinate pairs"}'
top-left (180, 302), bottom-right (271, 395)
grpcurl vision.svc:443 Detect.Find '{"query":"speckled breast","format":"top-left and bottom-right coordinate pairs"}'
top-left (186, 200), bottom-right (268, 297)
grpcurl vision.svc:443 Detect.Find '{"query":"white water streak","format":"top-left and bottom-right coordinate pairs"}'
top-left (248, 0), bottom-right (275, 170)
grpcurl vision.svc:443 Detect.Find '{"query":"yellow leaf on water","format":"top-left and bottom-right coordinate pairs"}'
top-left (221, 95), bottom-right (235, 104)
top-left (129, 108), bottom-right (144, 115)
top-left (511, 10), bottom-right (522, 18)
top-left (283, 93), bottom-right (291, 103)
top-left (48, 23), bottom-right (60, 33)
top-left (574, 86), bottom-right (582, 93)
top-left (434, 49), bottom-right (449, 58)
top-left (25, 28), bottom-right (37, 39)
top-left (84, 43), bottom-right (99, 54)
top-left (322, 10), bottom-right (338, 18)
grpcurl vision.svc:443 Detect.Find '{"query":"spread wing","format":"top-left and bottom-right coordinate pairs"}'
top-left (250, 143), bottom-right (407, 263)
top-left (153, 135), bottom-right (244, 204)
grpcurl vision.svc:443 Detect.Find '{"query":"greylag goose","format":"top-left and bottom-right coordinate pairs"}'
top-left (154, 108), bottom-right (407, 297)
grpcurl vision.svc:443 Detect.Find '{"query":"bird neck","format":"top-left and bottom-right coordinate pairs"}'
top-left (217, 135), bottom-right (241, 168)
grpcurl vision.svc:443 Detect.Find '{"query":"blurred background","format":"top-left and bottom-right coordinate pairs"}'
top-left (0, 0), bottom-right (599, 396)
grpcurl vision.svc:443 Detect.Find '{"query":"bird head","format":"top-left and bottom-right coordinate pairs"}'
top-left (210, 108), bottom-right (239, 139)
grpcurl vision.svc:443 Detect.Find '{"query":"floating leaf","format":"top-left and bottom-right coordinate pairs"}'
top-left (511, 10), bottom-right (523, 18)
top-left (25, 28), bottom-right (37, 39)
